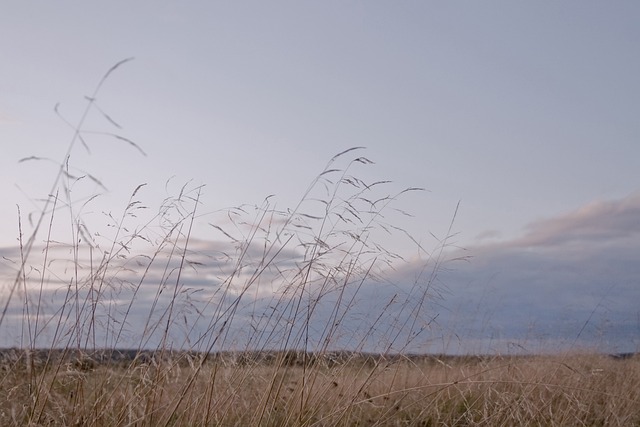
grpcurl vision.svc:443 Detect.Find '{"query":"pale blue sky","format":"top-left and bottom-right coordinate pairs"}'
top-left (1, 2), bottom-right (639, 353)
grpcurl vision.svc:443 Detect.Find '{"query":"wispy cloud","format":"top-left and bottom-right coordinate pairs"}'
top-left (2, 194), bottom-right (638, 354)
top-left (508, 192), bottom-right (640, 248)
top-left (418, 192), bottom-right (640, 354)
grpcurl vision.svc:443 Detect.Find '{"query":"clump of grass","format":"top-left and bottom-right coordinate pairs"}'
top-left (1, 61), bottom-right (639, 426)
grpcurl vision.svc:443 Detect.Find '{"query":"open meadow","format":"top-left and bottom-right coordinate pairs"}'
top-left (1, 349), bottom-right (639, 426)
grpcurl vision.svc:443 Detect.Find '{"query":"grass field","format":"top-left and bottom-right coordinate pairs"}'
top-left (1, 349), bottom-right (639, 426)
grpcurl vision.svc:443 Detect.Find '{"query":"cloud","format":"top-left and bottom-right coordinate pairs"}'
top-left (2, 194), bottom-right (639, 355)
top-left (506, 192), bottom-right (640, 248)
top-left (412, 192), bottom-right (640, 354)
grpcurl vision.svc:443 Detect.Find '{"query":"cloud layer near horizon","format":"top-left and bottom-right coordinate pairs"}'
top-left (1, 193), bottom-right (638, 354)
top-left (425, 192), bottom-right (640, 353)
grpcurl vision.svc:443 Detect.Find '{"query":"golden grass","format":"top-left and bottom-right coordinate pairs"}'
top-left (1, 351), bottom-right (638, 426)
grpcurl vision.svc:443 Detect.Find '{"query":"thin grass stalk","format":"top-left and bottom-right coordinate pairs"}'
top-left (0, 58), bottom-right (135, 333)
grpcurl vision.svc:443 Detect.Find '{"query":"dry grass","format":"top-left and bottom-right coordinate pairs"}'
top-left (2, 61), bottom-right (639, 426)
top-left (1, 351), bottom-right (639, 426)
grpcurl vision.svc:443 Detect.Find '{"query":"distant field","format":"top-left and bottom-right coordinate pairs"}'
top-left (1, 349), bottom-right (638, 426)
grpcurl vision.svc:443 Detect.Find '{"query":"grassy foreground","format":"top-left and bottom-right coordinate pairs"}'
top-left (1, 350), bottom-right (639, 426)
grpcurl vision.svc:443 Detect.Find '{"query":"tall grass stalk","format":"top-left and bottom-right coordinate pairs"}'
top-left (0, 61), bottom-right (638, 426)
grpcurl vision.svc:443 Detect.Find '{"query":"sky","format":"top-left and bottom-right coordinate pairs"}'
top-left (0, 2), bottom-right (639, 354)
